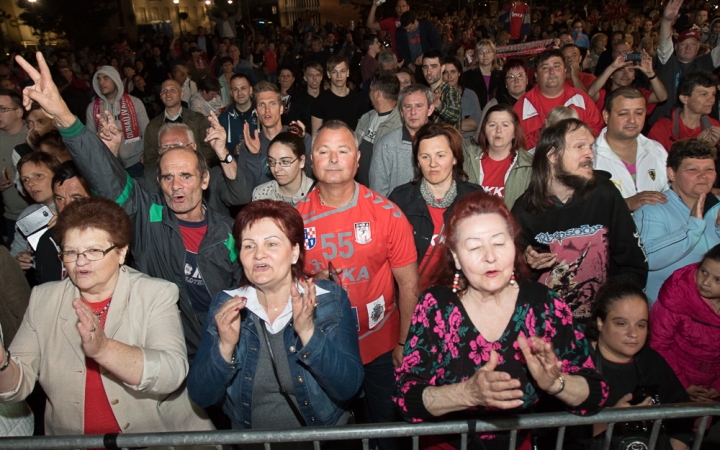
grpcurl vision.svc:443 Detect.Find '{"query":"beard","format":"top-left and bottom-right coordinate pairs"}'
top-left (553, 157), bottom-right (597, 199)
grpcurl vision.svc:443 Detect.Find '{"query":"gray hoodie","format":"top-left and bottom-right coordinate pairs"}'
top-left (85, 66), bottom-right (149, 168)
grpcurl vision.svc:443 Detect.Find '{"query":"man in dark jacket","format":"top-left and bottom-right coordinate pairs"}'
top-left (511, 118), bottom-right (648, 320)
top-left (16, 52), bottom-right (244, 361)
top-left (395, 11), bottom-right (442, 76)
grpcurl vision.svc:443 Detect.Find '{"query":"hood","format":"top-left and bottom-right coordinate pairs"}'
top-left (656, 262), bottom-right (720, 325)
top-left (92, 66), bottom-right (124, 104)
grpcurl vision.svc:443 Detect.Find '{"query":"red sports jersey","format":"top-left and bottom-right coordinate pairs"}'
top-left (296, 183), bottom-right (417, 364)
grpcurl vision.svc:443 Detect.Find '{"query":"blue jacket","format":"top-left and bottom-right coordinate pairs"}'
top-left (634, 189), bottom-right (720, 302)
top-left (187, 280), bottom-right (364, 428)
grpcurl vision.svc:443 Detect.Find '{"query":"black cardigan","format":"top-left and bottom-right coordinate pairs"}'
top-left (388, 180), bottom-right (481, 266)
top-left (460, 69), bottom-right (504, 110)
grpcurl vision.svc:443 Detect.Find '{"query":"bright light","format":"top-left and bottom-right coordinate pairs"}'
top-left (206, 0), bottom-right (211, 3)
top-left (227, 0), bottom-right (232, 3)
top-left (28, 0), bottom-right (36, 3)
top-left (173, 0), bottom-right (179, 3)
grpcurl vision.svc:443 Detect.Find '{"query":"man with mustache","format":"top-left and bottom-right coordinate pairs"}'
top-left (593, 87), bottom-right (668, 212)
top-left (511, 118), bottom-right (648, 319)
top-left (513, 49), bottom-right (604, 150)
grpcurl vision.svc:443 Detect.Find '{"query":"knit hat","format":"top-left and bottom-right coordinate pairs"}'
top-left (677, 27), bottom-right (701, 43)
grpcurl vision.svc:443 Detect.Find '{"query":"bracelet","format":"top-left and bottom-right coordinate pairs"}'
top-left (547, 374), bottom-right (565, 396)
top-left (647, 74), bottom-right (657, 80)
top-left (0, 348), bottom-right (10, 372)
top-left (398, 342), bottom-right (405, 347)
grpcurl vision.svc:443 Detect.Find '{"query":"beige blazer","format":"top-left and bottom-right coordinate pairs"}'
top-left (0, 268), bottom-right (213, 435)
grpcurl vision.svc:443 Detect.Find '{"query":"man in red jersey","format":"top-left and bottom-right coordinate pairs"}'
top-left (296, 120), bottom-right (419, 450)
top-left (514, 49), bottom-right (604, 149)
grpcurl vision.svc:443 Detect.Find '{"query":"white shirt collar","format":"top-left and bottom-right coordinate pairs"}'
top-left (224, 283), bottom-right (329, 334)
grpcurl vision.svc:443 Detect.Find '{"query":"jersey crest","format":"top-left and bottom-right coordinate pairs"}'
top-left (354, 222), bottom-right (372, 244)
top-left (304, 227), bottom-right (316, 250)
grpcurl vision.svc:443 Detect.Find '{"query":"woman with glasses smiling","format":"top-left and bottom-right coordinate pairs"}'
top-left (252, 132), bottom-right (315, 204)
top-left (0, 196), bottom-right (214, 436)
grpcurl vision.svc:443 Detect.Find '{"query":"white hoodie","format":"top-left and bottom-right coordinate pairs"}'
top-left (85, 66), bottom-right (149, 169)
top-left (593, 127), bottom-right (668, 199)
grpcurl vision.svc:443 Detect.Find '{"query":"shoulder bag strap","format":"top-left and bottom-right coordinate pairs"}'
top-left (258, 322), bottom-right (308, 426)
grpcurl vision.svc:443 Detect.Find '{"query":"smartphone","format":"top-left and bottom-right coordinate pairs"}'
top-left (532, 242), bottom-right (551, 254)
top-left (625, 52), bottom-right (642, 62)
top-left (328, 261), bottom-right (342, 285)
top-left (630, 385), bottom-right (659, 405)
top-left (16, 205), bottom-right (53, 238)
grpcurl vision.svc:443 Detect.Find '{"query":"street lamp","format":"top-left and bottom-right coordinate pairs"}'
top-left (27, 0), bottom-right (39, 42)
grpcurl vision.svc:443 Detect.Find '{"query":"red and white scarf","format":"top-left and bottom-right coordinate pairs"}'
top-left (496, 38), bottom-right (555, 58)
top-left (93, 93), bottom-right (140, 143)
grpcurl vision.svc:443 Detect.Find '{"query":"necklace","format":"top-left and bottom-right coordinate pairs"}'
top-left (90, 299), bottom-right (112, 321)
top-left (268, 299), bottom-right (289, 312)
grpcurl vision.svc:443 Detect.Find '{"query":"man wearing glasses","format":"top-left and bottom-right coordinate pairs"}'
top-left (238, 81), bottom-right (312, 190)
top-left (15, 51), bottom-right (247, 360)
top-left (0, 89), bottom-right (28, 246)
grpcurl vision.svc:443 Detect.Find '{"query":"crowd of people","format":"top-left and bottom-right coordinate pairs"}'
top-left (0, 0), bottom-right (719, 448)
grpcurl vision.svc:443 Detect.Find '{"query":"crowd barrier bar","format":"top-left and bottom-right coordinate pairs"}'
top-left (0, 402), bottom-right (718, 450)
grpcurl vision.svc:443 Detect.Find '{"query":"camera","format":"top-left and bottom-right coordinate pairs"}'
top-left (625, 52), bottom-right (642, 62)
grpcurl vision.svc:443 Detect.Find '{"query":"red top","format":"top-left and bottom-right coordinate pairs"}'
top-left (83, 297), bottom-right (121, 435)
top-left (647, 110), bottom-right (720, 152)
top-left (564, 72), bottom-right (597, 90)
top-left (419, 205), bottom-right (446, 290)
top-left (508, 2), bottom-right (530, 40)
top-left (263, 50), bottom-right (278, 73)
top-left (296, 184), bottom-right (417, 363)
top-left (514, 84), bottom-right (604, 149)
top-left (380, 17), bottom-right (402, 58)
top-left (480, 153), bottom-right (514, 197)
top-left (179, 222), bottom-right (207, 253)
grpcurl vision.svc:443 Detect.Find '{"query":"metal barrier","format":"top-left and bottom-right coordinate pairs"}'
top-left (0, 402), bottom-right (718, 450)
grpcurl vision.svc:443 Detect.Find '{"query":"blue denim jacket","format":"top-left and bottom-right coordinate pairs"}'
top-left (187, 280), bottom-right (364, 429)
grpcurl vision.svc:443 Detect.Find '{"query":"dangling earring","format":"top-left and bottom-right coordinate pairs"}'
top-left (509, 271), bottom-right (516, 285)
top-left (452, 271), bottom-right (461, 293)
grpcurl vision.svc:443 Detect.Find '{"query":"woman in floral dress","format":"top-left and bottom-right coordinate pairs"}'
top-left (395, 191), bottom-right (608, 450)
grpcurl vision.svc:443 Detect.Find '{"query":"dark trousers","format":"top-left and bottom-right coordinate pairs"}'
top-left (352, 350), bottom-right (410, 450)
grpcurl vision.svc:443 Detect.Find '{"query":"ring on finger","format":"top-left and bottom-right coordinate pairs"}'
top-left (221, 312), bottom-right (225, 317)
top-left (90, 327), bottom-right (97, 332)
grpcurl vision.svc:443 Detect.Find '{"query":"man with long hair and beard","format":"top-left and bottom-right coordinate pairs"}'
top-left (511, 118), bottom-right (648, 320)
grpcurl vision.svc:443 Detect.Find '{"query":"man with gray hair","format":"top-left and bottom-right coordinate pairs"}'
top-left (355, 71), bottom-right (402, 186)
top-left (369, 83), bottom-right (434, 196)
top-left (15, 50), bottom-right (243, 359)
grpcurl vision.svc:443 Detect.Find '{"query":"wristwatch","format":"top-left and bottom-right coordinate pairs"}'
top-left (220, 153), bottom-right (233, 164)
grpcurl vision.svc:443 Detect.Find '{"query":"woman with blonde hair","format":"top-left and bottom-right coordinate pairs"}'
top-left (460, 40), bottom-right (503, 110)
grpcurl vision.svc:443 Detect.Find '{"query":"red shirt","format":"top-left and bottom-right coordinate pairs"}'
top-left (595, 87), bottom-right (657, 117)
top-left (564, 72), bottom-right (597, 91)
top-left (263, 50), bottom-right (278, 73)
top-left (296, 184), bottom-right (417, 364)
top-left (380, 17), bottom-right (402, 58)
top-left (508, 2), bottom-right (530, 40)
top-left (83, 297), bottom-right (121, 435)
top-left (480, 153), bottom-right (514, 197)
top-left (648, 110), bottom-right (720, 152)
top-left (514, 84), bottom-right (604, 149)
top-left (419, 205), bottom-right (446, 290)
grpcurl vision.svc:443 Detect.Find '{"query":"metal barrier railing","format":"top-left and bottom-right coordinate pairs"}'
top-left (0, 402), bottom-right (718, 450)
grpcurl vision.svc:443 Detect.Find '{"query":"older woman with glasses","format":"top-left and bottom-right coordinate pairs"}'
top-left (252, 131), bottom-right (315, 204)
top-left (0, 197), bottom-right (213, 435)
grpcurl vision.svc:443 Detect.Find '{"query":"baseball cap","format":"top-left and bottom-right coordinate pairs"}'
top-left (677, 27), bottom-right (701, 44)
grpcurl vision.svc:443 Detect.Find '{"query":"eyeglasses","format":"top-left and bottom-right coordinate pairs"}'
top-left (266, 157), bottom-right (299, 168)
top-left (0, 106), bottom-right (17, 113)
top-left (506, 73), bottom-right (526, 81)
top-left (158, 142), bottom-right (193, 152)
top-left (58, 245), bottom-right (117, 263)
